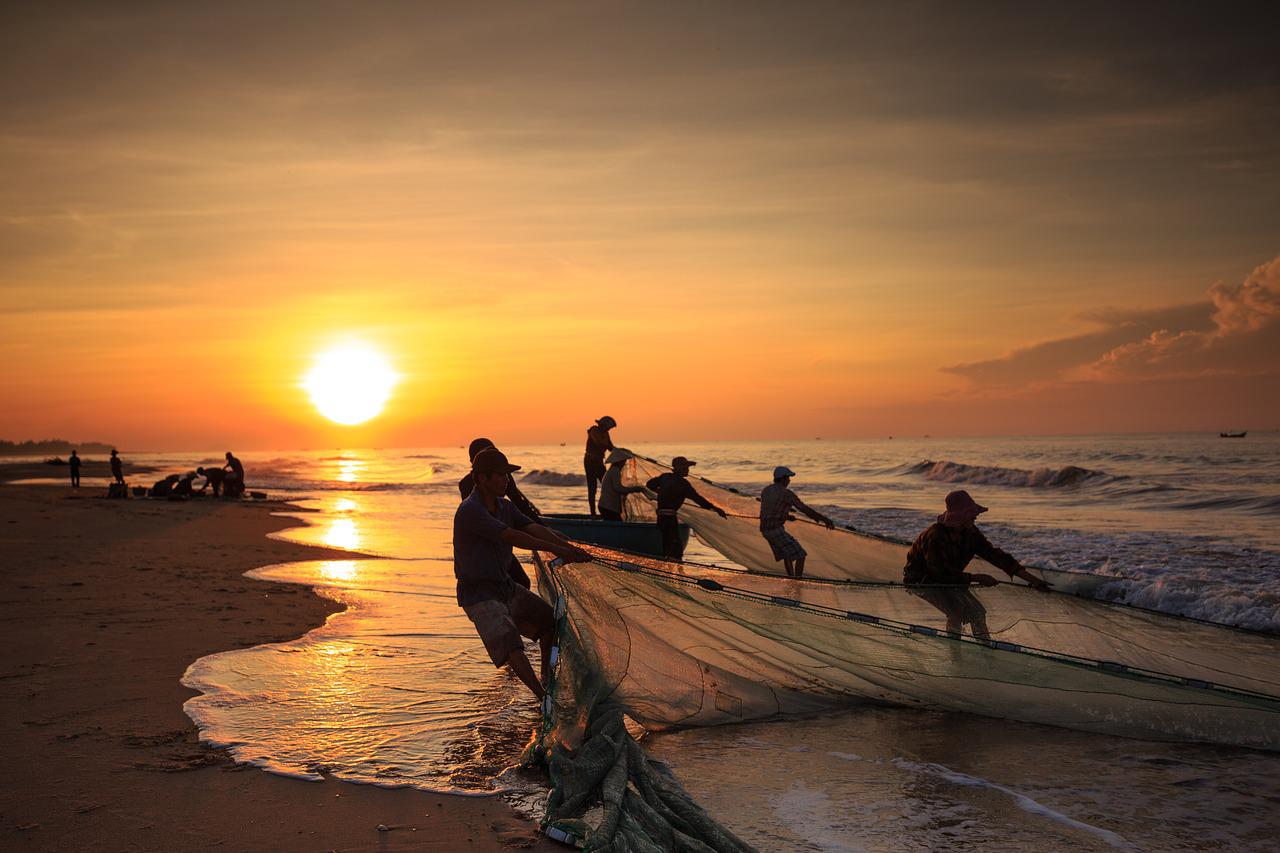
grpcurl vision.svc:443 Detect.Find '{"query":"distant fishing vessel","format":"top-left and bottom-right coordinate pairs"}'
top-left (1220, 431), bottom-right (1247, 438)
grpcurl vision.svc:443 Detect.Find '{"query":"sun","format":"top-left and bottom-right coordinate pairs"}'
top-left (303, 343), bottom-right (399, 425)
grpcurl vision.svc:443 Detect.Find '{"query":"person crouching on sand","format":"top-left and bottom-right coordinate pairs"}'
top-left (903, 489), bottom-right (1051, 639)
top-left (759, 466), bottom-right (835, 578)
top-left (454, 447), bottom-right (592, 700)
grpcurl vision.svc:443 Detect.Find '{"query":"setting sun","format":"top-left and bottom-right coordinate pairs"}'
top-left (303, 344), bottom-right (398, 426)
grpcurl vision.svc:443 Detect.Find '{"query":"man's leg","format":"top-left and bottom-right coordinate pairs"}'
top-left (504, 649), bottom-right (545, 699)
top-left (782, 557), bottom-right (794, 577)
top-left (794, 554), bottom-right (806, 579)
top-left (539, 633), bottom-right (553, 686)
top-left (969, 617), bottom-right (991, 641)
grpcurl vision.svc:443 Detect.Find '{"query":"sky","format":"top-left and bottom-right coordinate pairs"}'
top-left (2, 2), bottom-right (1278, 449)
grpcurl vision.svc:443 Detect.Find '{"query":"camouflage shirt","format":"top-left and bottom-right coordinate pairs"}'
top-left (902, 522), bottom-right (1023, 585)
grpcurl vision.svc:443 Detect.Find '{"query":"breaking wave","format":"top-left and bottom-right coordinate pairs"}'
top-left (521, 469), bottom-right (587, 487)
top-left (902, 459), bottom-right (1119, 488)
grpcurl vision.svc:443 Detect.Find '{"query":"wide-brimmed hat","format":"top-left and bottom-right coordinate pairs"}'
top-left (773, 465), bottom-right (796, 480)
top-left (605, 449), bottom-right (632, 465)
top-left (672, 456), bottom-right (696, 468)
top-left (472, 447), bottom-right (520, 475)
top-left (596, 416), bottom-right (617, 429)
top-left (939, 489), bottom-right (987, 525)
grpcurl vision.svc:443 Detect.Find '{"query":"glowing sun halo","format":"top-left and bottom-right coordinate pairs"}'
top-left (304, 344), bottom-right (398, 425)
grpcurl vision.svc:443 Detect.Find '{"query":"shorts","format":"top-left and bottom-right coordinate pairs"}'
top-left (463, 585), bottom-right (556, 668)
top-left (584, 456), bottom-right (606, 482)
top-left (908, 585), bottom-right (988, 628)
top-left (762, 527), bottom-right (806, 562)
top-left (658, 513), bottom-right (684, 561)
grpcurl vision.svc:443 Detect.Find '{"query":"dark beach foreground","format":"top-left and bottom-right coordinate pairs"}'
top-left (0, 478), bottom-right (555, 851)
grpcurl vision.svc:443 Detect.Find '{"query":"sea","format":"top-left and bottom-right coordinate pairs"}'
top-left (34, 433), bottom-right (1280, 850)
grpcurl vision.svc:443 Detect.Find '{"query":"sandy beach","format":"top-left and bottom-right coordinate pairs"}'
top-left (0, 479), bottom-right (555, 852)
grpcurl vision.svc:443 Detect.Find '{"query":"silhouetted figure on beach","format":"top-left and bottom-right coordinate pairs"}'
top-left (172, 471), bottom-right (197, 497)
top-left (453, 448), bottom-right (592, 700)
top-left (583, 416), bottom-right (616, 518)
top-left (597, 449), bottom-right (647, 521)
top-left (149, 474), bottom-right (180, 498)
top-left (458, 438), bottom-right (542, 519)
top-left (69, 450), bottom-right (80, 488)
top-left (109, 449), bottom-right (124, 485)
top-left (759, 466), bottom-right (835, 578)
top-left (903, 489), bottom-right (1051, 639)
top-left (457, 438), bottom-right (543, 589)
top-left (223, 451), bottom-right (244, 498)
top-left (646, 456), bottom-right (727, 561)
top-left (197, 466), bottom-right (227, 496)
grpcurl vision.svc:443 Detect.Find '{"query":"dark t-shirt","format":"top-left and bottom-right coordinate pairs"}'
top-left (903, 522), bottom-right (1022, 585)
top-left (110, 457), bottom-right (122, 475)
top-left (453, 491), bottom-right (534, 606)
top-left (645, 473), bottom-right (716, 512)
top-left (69, 455), bottom-right (81, 470)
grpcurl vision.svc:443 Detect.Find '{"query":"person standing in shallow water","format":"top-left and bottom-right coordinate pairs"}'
top-left (583, 416), bottom-right (616, 518)
top-left (646, 456), bottom-right (727, 561)
top-left (903, 489), bottom-right (1052, 639)
top-left (454, 448), bottom-right (592, 700)
top-left (759, 466), bottom-right (835, 578)
top-left (109, 449), bottom-right (124, 485)
top-left (457, 437), bottom-right (552, 590)
top-left (68, 450), bottom-right (80, 488)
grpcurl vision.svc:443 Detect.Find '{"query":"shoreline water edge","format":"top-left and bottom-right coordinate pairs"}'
top-left (0, 479), bottom-right (555, 851)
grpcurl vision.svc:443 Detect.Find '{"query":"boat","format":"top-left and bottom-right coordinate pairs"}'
top-left (1220, 431), bottom-right (1247, 438)
top-left (540, 513), bottom-right (688, 558)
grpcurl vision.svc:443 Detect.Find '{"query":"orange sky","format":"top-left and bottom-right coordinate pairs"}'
top-left (2, 4), bottom-right (1277, 449)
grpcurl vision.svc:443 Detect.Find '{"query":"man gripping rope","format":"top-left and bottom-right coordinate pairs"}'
top-left (645, 456), bottom-right (727, 561)
top-left (454, 447), bottom-right (592, 699)
top-left (759, 466), bottom-right (835, 578)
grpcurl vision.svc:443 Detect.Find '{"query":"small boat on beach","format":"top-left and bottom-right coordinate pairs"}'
top-left (541, 513), bottom-right (688, 558)
top-left (1220, 431), bottom-right (1247, 438)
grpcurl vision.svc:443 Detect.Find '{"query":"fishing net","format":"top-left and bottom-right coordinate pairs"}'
top-left (526, 544), bottom-right (1280, 847)
top-left (621, 455), bottom-right (1114, 595)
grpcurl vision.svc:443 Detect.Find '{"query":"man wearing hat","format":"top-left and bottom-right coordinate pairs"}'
top-left (454, 447), bottom-right (592, 699)
top-left (645, 456), bottom-right (728, 561)
top-left (903, 489), bottom-right (1051, 639)
top-left (597, 449), bottom-right (650, 521)
top-left (759, 466), bottom-right (835, 578)
top-left (457, 437), bottom-right (545, 589)
top-left (583, 416), bottom-right (617, 518)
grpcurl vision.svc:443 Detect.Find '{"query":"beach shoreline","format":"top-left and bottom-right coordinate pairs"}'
top-left (0, 480), bottom-right (554, 851)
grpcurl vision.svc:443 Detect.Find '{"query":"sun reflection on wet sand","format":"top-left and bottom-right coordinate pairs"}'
top-left (322, 518), bottom-right (361, 551)
top-left (320, 560), bottom-right (359, 583)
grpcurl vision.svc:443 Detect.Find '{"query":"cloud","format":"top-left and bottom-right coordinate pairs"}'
top-left (944, 256), bottom-right (1280, 387)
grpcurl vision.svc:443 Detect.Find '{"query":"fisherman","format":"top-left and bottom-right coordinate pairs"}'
top-left (69, 450), bottom-right (81, 488)
top-left (109, 449), bottom-right (124, 485)
top-left (454, 447), bottom-right (592, 700)
top-left (903, 489), bottom-right (1052, 639)
top-left (172, 471), bottom-right (198, 497)
top-left (223, 451), bottom-right (245, 498)
top-left (149, 474), bottom-right (180, 498)
top-left (583, 416), bottom-right (616, 518)
top-left (645, 456), bottom-right (728, 561)
top-left (759, 466), bottom-right (835, 578)
top-left (457, 437), bottom-right (547, 589)
top-left (196, 465), bottom-right (227, 496)
top-left (597, 449), bottom-right (649, 521)
top-left (458, 438), bottom-right (541, 519)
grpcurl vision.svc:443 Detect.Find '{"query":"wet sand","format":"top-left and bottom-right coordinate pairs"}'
top-left (0, 480), bottom-right (555, 851)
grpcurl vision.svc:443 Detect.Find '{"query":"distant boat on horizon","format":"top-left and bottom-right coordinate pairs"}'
top-left (1219, 431), bottom-right (1247, 438)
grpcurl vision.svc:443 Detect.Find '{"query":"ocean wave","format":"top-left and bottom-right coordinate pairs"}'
top-left (903, 459), bottom-right (1119, 488)
top-left (520, 469), bottom-right (586, 487)
top-left (1166, 494), bottom-right (1280, 515)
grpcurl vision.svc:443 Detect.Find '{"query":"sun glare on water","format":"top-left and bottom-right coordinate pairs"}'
top-left (303, 344), bottom-right (399, 425)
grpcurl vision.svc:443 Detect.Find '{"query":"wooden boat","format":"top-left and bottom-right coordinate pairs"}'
top-left (541, 513), bottom-right (688, 558)
top-left (1220, 431), bottom-right (1247, 438)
